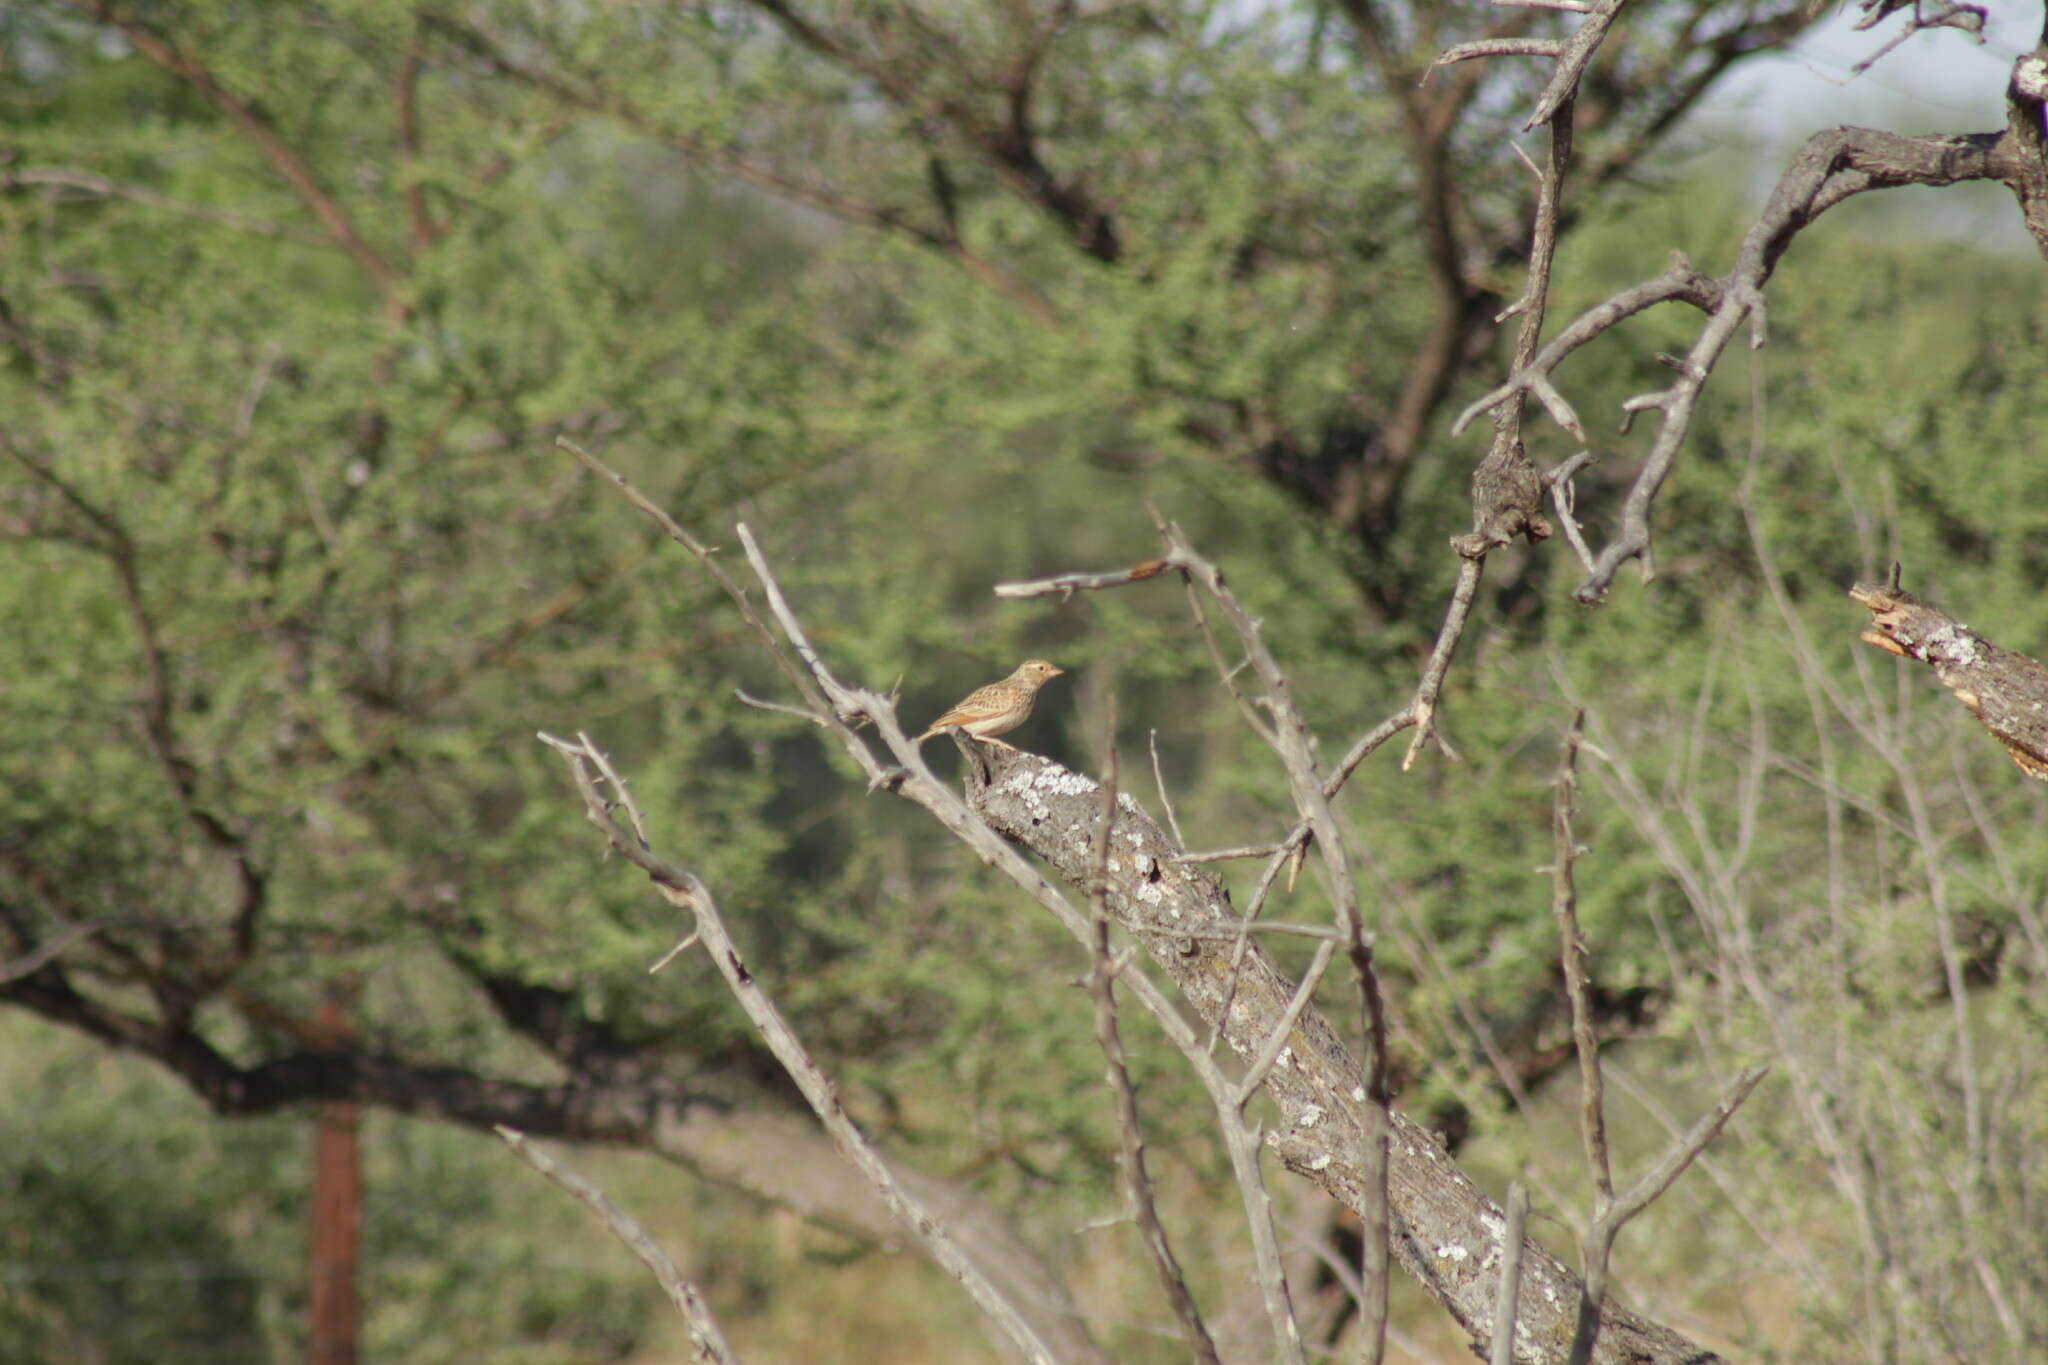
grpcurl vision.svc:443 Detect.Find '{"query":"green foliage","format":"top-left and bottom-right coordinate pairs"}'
top-left (2, 1), bottom-right (2045, 1359)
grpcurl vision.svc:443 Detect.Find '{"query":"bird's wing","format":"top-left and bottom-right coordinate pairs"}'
top-left (920, 683), bottom-right (1002, 735)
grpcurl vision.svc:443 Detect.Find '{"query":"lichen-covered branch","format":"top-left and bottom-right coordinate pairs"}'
top-left (964, 748), bottom-right (1719, 1365)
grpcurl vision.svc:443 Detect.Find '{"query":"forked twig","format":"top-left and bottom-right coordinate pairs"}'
top-left (1546, 718), bottom-right (1770, 1365)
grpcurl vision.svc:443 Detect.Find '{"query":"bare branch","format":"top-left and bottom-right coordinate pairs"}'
top-left (966, 747), bottom-right (1719, 1365)
top-left (1083, 707), bottom-right (1223, 1365)
top-left (1178, 565), bottom-right (1279, 747)
top-left (561, 454), bottom-right (1303, 1360)
top-left (496, 1126), bottom-right (740, 1364)
top-left (1236, 940), bottom-right (1341, 1106)
top-left (1547, 452), bottom-right (1600, 575)
top-left (1176, 843), bottom-right (1285, 864)
top-left (647, 930), bottom-right (701, 974)
top-left (1849, 0), bottom-right (1986, 75)
top-left (1566, 1052), bottom-right (1769, 1365)
top-left (1431, 38), bottom-right (1561, 68)
top-left (556, 440), bottom-right (855, 739)
top-left (993, 559), bottom-right (1174, 598)
top-left (1552, 710), bottom-right (1612, 1203)
top-left (1609, 1063), bottom-right (1769, 1229)
top-left (1450, 252), bottom-right (1726, 438)
top-left (1452, 113), bottom-right (2040, 601)
top-left (537, 731), bottom-right (1064, 1365)
top-left (566, 458), bottom-right (1720, 1362)
top-left (1489, 1182), bottom-right (1531, 1365)
top-left (1401, 559), bottom-right (1482, 769)
top-left (1523, 0), bottom-right (1627, 130)
top-left (1147, 729), bottom-right (1187, 849)
top-left (734, 689), bottom-right (832, 726)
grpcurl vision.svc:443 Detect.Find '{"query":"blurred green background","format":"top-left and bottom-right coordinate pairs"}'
top-left (3, 2), bottom-right (2044, 1361)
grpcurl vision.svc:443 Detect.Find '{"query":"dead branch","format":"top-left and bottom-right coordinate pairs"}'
top-left (1428, 0), bottom-right (2047, 603)
top-left (1458, 116), bottom-right (2045, 602)
top-left (1408, 18), bottom-right (1591, 760)
top-left (1083, 710), bottom-right (1223, 1365)
top-left (1489, 1182), bottom-right (1532, 1365)
top-left (1849, 0), bottom-right (1987, 74)
top-left (966, 746), bottom-right (1722, 1365)
top-left (496, 1126), bottom-right (740, 1364)
top-left (1847, 570), bottom-right (2048, 780)
top-left (1523, 701), bottom-right (1772, 1365)
top-left (538, 730), bottom-right (1065, 1365)
top-left (563, 440), bottom-right (1301, 1362)
top-left (566, 443), bottom-right (1724, 1361)
top-left (993, 559), bottom-right (1174, 598)
top-left (1551, 712), bottom-right (1611, 1205)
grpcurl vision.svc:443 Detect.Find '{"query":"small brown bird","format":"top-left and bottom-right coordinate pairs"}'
top-left (1850, 572), bottom-right (2048, 781)
top-left (916, 660), bottom-right (1066, 751)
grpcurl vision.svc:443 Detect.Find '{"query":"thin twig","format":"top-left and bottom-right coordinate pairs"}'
top-left (1547, 452), bottom-right (1600, 575)
top-left (1176, 843), bottom-right (1285, 863)
top-left (556, 440), bottom-right (850, 735)
top-left (993, 558), bottom-right (1175, 597)
top-left (1848, 0), bottom-right (1986, 75)
top-left (1490, 1182), bottom-right (1531, 1365)
top-left (1568, 1063), bottom-right (1769, 1365)
top-left (1235, 940), bottom-right (1339, 1105)
top-left (734, 689), bottom-right (831, 726)
top-left (1401, 559), bottom-right (1482, 769)
top-left (1148, 729), bottom-right (1187, 849)
top-left (496, 1126), bottom-right (740, 1364)
top-left (1553, 709), bottom-right (1611, 1202)
top-left (1085, 699), bottom-right (1223, 1365)
top-left (648, 930), bottom-right (701, 974)
top-left (1180, 567), bottom-right (1278, 746)
top-left (1611, 1064), bottom-right (1769, 1227)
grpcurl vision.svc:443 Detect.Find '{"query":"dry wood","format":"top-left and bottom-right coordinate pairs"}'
top-left (1850, 570), bottom-right (2048, 780)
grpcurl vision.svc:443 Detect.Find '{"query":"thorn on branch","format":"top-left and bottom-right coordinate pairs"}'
top-left (993, 558), bottom-right (1175, 598)
top-left (648, 930), bottom-right (701, 973)
top-left (1426, 38), bottom-right (1562, 81)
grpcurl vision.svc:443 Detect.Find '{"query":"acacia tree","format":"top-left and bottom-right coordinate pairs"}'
top-left (4, 0), bottom-right (2047, 1359)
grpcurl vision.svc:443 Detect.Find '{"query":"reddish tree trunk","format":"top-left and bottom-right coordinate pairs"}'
top-left (309, 992), bottom-right (361, 1365)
